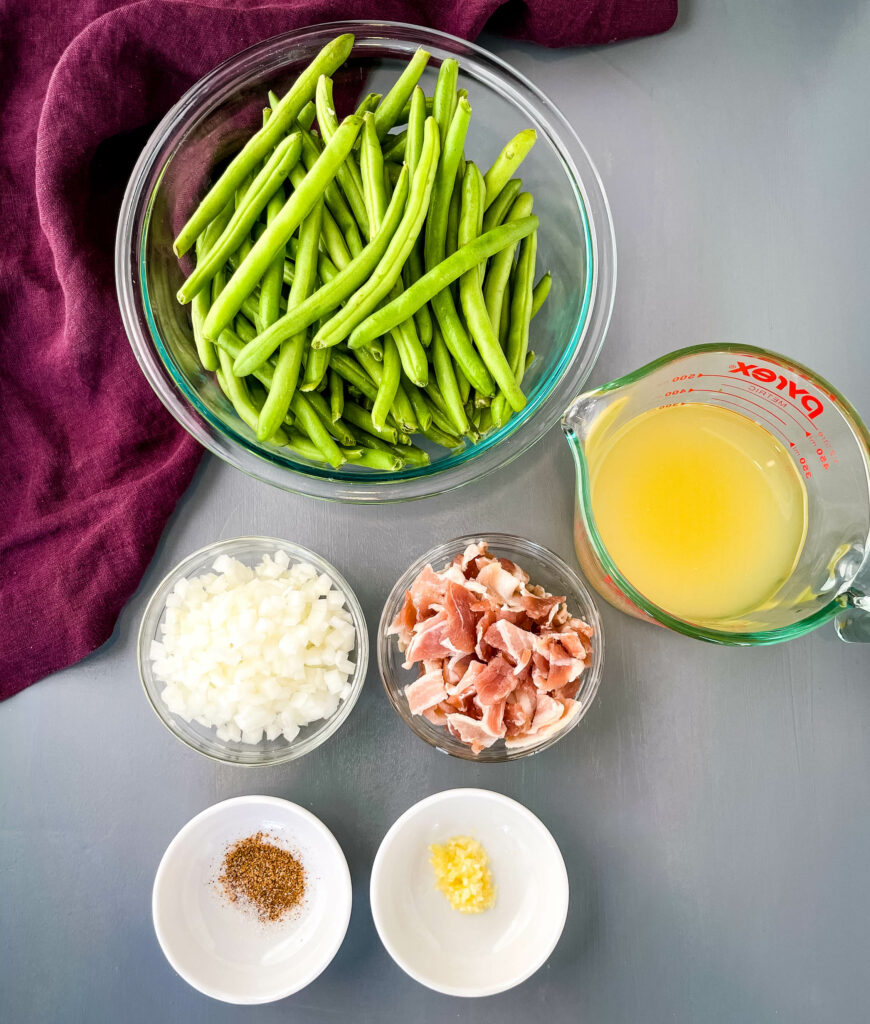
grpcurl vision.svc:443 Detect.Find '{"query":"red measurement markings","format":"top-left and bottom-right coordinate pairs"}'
top-left (691, 373), bottom-right (820, 430)
top-left (688, 392), bottom-right (795, 449)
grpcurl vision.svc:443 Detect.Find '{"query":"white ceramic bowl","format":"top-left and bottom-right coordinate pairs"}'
top-left (370, 789), bottom-right (569, 997)
top-left (152, 796), bottom-right (352, 1004)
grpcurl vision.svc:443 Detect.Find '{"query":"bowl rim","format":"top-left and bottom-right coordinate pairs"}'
top-left (137, 535), bottom-right (369, 766)
top-left (376, 532), bottom-right (604, 761)
top-left (369, 787), bottom-right (569, 997)
top-left (152, 794), bottom-right (352, 1004)
top-left (116, 19), bottom-right (617, 503)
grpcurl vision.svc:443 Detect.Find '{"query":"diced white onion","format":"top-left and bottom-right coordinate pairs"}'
top-left (150, 553), bottom-right (356, 744)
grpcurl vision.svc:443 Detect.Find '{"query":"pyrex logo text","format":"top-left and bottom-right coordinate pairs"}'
top-left (729, 362), bottom-right (824, 419)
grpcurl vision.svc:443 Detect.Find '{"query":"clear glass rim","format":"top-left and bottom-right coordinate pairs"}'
top-left (116, 19), bottom-right (616, 503)
top-left (137, 536), bottom-right (369, 765)
top-left (564, 342), bottom-right (870, 645)
top-left (376, 532), bottom-right (604, 761)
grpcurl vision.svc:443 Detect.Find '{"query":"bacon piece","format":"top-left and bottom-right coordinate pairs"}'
top-left (408, 564), bottom-right (447, 615)
top-left (444, 652), bottom-right (473, 688)
top-left (387, 590), bottom-right (418, 648)
top-left (514, 591), bottom-right (564, 624)
top-left (483, 620), bottom-right (537, 673)
top-left (403, 610), bottom-right (457, 666)
top-left (446, 713), bottom-right (500, 753)
top-left (448, 658), bottom-right (486, 697)
top-left (506, 698), bottom-right (580, 748)
top-left (404, 669), bottom-right (448, 716)
top-left (444, 581), bottom-right (476, 654)
top-left (477, 559), bottom-right (521, 601)
top-left (421, 705), bottom-right (449, 726)
top-left (475, 654), bottom-right (520, 705)
top-left (481, 699), bottom-right (506, 737)
top-left (453, 541), bottom-right (488, 574)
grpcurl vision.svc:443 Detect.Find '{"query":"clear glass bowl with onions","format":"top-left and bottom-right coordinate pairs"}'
top-left (138, 536), bottom-right (368, 765)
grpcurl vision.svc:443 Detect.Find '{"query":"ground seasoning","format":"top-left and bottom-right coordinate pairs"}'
top-left (218, 832), bottom-right (306, 922)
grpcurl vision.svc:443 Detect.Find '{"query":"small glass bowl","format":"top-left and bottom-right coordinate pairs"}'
top-left (377, 533), bottom-right (603, 761)
top-left (138, 536), bottom-right (368, 765)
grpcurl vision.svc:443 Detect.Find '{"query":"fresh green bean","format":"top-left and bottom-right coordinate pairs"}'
top-left (305, 390), bottom-right (355, 446)
top-left (374, 47), bottom-right (429, 139)
top-left (191, 207), bottom-right (232, 370)
top-left (483, 191), bottom-right (534, 331)
top-left (455, 364), bottom-right (471, 405)
top-left (406, 87), bottom-right (426, 177)
top-left (403, 86), bottom-right (433, 346)
top-left (405, 377), bottom-right (432, 430)
top-left (297, 100), bottom-right (317, 131)
top-left (203, 115), bottom-right (363, 341)
top-left (233, 316), bottom-right (256, 343)
top-left (298, 129), bottom-right (364, 257)
top-left (420, 388), bottom-right (462, 436)
top-left (431, 326), bottom-right (468, 434)
top-left (355, 92), bottom-right (382, 116)
top-left (346, 447), bottom-right (404, 471)
top-left (329, 350), bottom-right (378, 403)
top-left (458, 164), bottom-right (527, 413)
top-left (445, 184), bottom-right (461, 256)
top-left (397, 94), bottom-right (435, 122)
top-left (284, 429), bottom-right (331, 462)
top-left (530, 272), bottom-right (551, 319)
top-left (421, 96), bottom-right (493, 392)
top-left (506, 229), bottom-right (537, 379)
top-left (257, 187), bottom-right (286, 331)
top-left (348, 214), bottom-right (539, 348)
top-left (232, 166), bottom-right (410, 375)
top-left (382, 131), bottom-right (407, 161)
top-left (174, 34), bottom-right (353, 255)
top-left (483, 129), bottom-right (537, 209)
top-left (404, 247), bottom-right (433, 344)
top-left (391, 382), bottom-right (418, 433)
top-left (256, 199), bottom-right (324, 440)
top-left (492, 226), bottom-right (538, 426)
top-left (177, 134), bottom-right (302, 303)
top-left (215, 329), bottom-right (274, 389)
top-left (360, 113), bottom-right (387, 229)
top-left (343, 400), bottom-right (398, 444)
top-left (432, 58), bottom-right (459, 147)
top-left (216, 349), bottom-right (286, 444)
top-left (393, 442), bottom-right (430, 467)
top-left (420, 420), bottom-right (461, 448)
top-left (313, 117), bottom-right (440, 351)
top-left (392, 317), bottom-right (429, 387)
top-left (372, 336), bottom-right (401, 432)
top-left (301, 343), bottom-right (331, 392)
top-left (328, 368), bottom-right (344, 421)
top-left (268, 90), bottom-right (280, 111)
top-left (481, 178), bottom-right (522, 234)
top-left (315, 75), bottom-right (369, 236)
top-left (289, 391), bottom-right (344, 467)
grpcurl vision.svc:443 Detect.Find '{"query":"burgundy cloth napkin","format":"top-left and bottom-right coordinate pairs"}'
top-left (0, 0), bottom-right (677, 699)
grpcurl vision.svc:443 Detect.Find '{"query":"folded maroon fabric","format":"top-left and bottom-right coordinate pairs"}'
top-left (0, 0), bottom-right (676, 699)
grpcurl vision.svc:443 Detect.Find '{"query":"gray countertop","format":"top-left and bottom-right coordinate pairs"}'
top-left (3, 2), bottom-right (870, 1021)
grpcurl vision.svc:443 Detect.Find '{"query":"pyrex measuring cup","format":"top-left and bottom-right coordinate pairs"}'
top-left (563, 344), bottom-right (870, 644)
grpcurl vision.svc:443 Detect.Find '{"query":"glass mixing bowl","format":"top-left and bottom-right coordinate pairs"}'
top-left (377, 533), bottom-right (604, 761)
top-left (116, 21), bottom-right (615, 501)
top-left (138, 536), bottom-right (368, 765)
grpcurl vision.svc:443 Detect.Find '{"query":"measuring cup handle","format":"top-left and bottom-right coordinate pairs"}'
top-left (835, 556), bottom-right (870, 643)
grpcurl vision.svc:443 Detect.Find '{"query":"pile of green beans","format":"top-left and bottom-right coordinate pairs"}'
top-left (174, 33), bottom-right (551, 472)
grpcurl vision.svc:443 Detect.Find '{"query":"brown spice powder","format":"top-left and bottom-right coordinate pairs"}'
top-left (218, 832), bottom-right (306, 922)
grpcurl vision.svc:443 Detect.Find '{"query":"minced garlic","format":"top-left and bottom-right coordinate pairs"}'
top-left (429, 835), bottom-right (496, 913)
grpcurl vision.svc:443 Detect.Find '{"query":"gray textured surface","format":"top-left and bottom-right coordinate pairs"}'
top-left (3, 2), bottom-right (870, 1021)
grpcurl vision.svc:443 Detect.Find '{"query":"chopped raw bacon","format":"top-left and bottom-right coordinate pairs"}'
top-left (390, 541), bottom-right (594, 754)
top-left (483, 620), bottom-right (537, 673)
top-left (404, 669), bottom-right (448, 716)
top-left (474, 654), bottom-right (520, 705)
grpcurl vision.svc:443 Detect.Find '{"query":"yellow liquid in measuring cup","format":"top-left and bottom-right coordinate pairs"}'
top-left (588, 403), bottom-right (808, 622)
